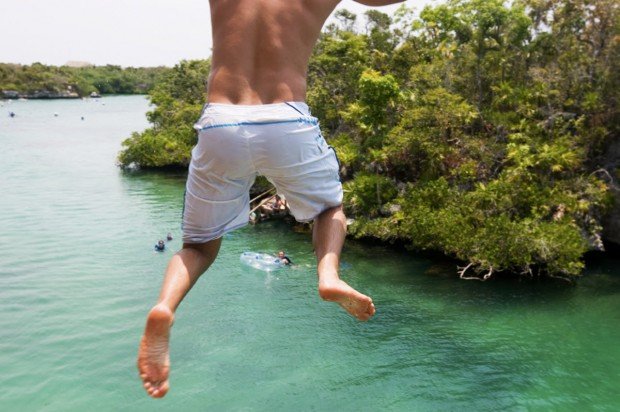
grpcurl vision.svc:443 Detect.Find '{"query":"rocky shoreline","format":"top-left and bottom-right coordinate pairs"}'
top-left (1, 90), bottom-right (80, 99)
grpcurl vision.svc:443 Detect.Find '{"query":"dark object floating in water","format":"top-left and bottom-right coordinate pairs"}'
top-left (9, 112), bottom-right (15, 117)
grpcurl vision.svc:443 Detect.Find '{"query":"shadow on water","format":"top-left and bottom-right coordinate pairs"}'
top-left (120, 168), bottom-right (187, 187)
top-left (581, 248), bottom-right (620, 297)
top-left (353, 235), bottom-right (620, 306)
top-left (119, 169), bottom-right (187, 206)
top-left (348, 241), bottom-right (578, 308)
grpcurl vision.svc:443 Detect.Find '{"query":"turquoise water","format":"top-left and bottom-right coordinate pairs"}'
top-left (1, 96), bottom-right (619, 411)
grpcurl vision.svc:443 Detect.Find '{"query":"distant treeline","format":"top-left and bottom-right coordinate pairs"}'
top-left (119, 0), bottom-right (619, 280)
top-left (0, 63), bottom-right (171, 98)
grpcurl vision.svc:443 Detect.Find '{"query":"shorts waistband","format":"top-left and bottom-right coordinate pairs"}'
top-left (194, 101), bottom-right (314, 130)
top-left (202, 101), bottom-right (310, 116)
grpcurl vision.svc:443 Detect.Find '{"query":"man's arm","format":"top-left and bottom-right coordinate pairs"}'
top-left (353, 0), bottom-right (406, 6)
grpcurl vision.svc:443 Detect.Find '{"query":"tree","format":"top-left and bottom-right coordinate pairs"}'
top-left (118, 60), bottom-right (211, 168)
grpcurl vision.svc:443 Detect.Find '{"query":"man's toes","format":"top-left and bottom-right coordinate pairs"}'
top-left (354, 309), bottom-right (369, 320)
top-left (158, 382), bottom-right (170, 396)
top-left (151, 383), bottom-right (169, 398)
top-left (355, 303), bottom-right (375, 321)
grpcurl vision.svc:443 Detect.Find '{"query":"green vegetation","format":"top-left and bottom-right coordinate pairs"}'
top-left (118, 0), bottom-right (618, 279)
top-left (0, 63), bottom-right (169, 97)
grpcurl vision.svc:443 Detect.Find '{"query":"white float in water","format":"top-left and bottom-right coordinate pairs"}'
top-left (240, 252), bottom-right (283, 272)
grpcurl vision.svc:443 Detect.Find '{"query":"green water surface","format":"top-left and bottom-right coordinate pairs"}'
top-left (0, 96), bottom-right (618, 411)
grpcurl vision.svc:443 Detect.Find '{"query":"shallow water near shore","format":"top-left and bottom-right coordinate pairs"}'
top-left (1, 96), bottom-right (619, 411)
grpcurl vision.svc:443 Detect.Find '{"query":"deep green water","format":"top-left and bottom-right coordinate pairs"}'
top-left (0, 96), bottom-right (619, 411)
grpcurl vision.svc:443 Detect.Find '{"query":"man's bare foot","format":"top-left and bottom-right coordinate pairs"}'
top-left (318, 279), bottom-right (376, 321)
top-left (137, 304), bottom-right (173, 398)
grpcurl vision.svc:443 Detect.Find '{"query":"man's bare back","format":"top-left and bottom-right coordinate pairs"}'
top-left (207, 0), bottom-right (339, 104)
top-left (207, 0), bottom-right (402, 104)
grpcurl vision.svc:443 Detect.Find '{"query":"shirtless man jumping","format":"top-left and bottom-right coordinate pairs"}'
top-left (138, 0), bottom-right (404, 398)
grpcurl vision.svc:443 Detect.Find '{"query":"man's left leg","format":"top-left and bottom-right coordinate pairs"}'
top-left (138, 239), bottom-right (221, 398)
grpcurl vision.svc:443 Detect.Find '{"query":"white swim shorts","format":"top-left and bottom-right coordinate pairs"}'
top-left (182, 102), bottom-right (343, 244)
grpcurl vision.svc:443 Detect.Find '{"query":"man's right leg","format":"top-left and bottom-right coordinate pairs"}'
top-left (313, 205), bottom-right (376, 321)
top-left (138, 238), bottom-right (222, 398)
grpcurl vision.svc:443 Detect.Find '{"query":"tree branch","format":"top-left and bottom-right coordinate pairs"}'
top-left (590, 168), bottom-right (620, 192)
top-left (457, 262), bottom-right (494, 281)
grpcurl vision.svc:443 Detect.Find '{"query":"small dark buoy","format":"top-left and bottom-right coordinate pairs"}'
top-left (9, 112), bottom-right (15, 118)
top-left (81, 116), bottom-right (85, 121)
top-left (54, 113), bottom-right (59, 117)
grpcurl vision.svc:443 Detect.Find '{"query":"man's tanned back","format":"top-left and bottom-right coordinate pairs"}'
top-left (208, 0), bottom-right (341, 104)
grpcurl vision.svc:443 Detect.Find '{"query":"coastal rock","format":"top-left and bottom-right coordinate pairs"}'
top-left (1, 90), bottom-right (20, 99)
top-left (1, 89), bottom-right (79, 99)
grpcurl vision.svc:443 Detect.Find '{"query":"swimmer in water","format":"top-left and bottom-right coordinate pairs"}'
top-left (154, 240), bottom-right (165, 252)
top-left (137, 0), bottom-right (400, 399)
top-left (278, 250), bottom-right (293, 265)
